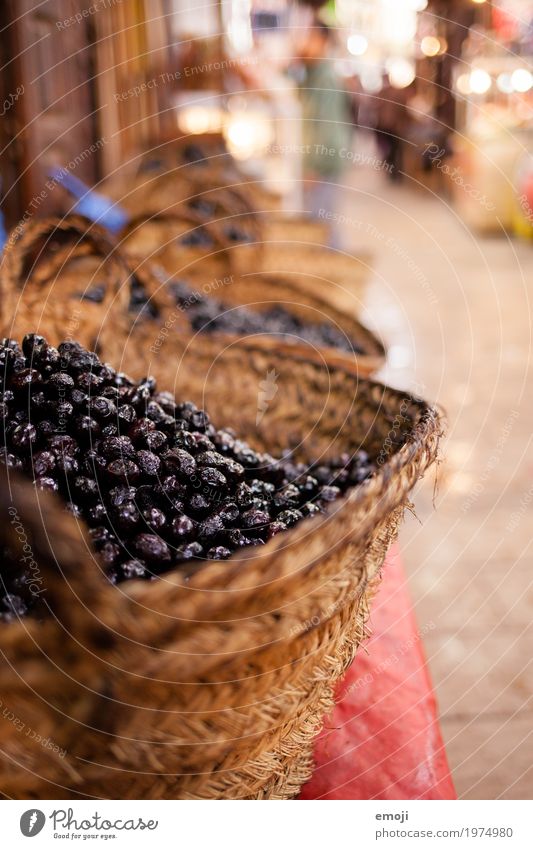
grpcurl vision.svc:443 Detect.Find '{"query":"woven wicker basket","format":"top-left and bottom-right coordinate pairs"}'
top-left (142, 267), bottom-right (386, 376)
top-left (100, 133), bottom-right (281, 220)
top-left (109, 171), bottom-right (366, 304)
top-left (119, 203), bottom-right (262, 279)
top-left (108, 169), bottom-right (259, 225)
top-left (0, 215), bottom-right (161, 366)
top-left (136, 132), bottom-right (239, 181)
top-left (135, 133), bottom-right (282, 210)
top-left (0, 344), bottom-right (441, 800)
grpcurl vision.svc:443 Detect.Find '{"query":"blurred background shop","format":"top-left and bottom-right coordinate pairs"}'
top-left (1, 0), bottom-right (533, 800)
top-left (3, 1), bottom-right (533, 235)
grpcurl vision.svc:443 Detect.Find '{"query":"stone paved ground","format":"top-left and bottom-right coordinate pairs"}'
top-left (335, 153), bottom-right (532, 799)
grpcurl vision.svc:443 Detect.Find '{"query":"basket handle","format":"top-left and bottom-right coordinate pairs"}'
top-left (0, 215), bottom-right (138, 325)
top-left (0, 214), bottom-right (164, 354)
top-left (1, 214), bottom-right (122, 285)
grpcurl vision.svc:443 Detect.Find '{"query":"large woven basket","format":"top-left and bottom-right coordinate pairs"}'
top-left (107, 169), bottom-right (367, 306)
top-left (107, 169), bottom-right (260, 228)
top-left (135, 132), bottom-right (240, 183)
top-left (0, 215), bottom-right (159, 366)
top-left (142, 265), bottom-right (386, 376)
top-left (119, 203), bottom-right (262, 279)
top-left (101, 133), bottom-right (237, 198)
top-left (0, 342), bottom-right (441, 800)
top-left (134, 132), bottom-right (282, 210)
top-left (101, 133), bottom-right (281, 219)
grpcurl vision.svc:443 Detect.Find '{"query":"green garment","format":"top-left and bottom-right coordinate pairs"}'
top-left (300, 60), bottom-right (352, 178)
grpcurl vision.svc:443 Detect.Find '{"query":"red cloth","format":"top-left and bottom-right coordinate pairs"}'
top-left (300, 547), bottom-right (456, 800)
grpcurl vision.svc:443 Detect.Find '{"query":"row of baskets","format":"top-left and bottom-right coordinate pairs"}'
top-left (0, 132), bottom-right (442, 800)
top-left (1, 213), bottom-right (383, 384)
top-left (4, 131), bottom-right (379, 379)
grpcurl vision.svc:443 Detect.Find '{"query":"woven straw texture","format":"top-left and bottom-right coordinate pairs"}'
top-left (114, 186), bottom-right (371, 305)
top-left (0, 215), bottom-right (383, 378)
top-left (103, 131), bottom-right (282, 213)
top-left (121, 257), bottom-right (385, 377)
top-left (0, 213), bottom-right (441, 799)
top-left (259, 242), bottom-right (372, 304)
top-left (120, 202), bottom-right (262, 279)
top-left (97, 141), bottom-right (370, 308)
top-left (0, 334), bottom-right (441, 799)
top-left (0, 215), bottom-right (159, 366)
top-left (263, 214), bottom-right (330, 245)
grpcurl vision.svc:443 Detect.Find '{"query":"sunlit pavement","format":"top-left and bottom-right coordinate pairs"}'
top-left (333, 151), bottom-right (533, 799)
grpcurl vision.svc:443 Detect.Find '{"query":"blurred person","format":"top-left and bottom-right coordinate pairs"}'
top-left (374, 79), bottom-right (413, 181)
top-left (406, 88), bottom-right (449, 177)
top-left (346, 73), bottom-right (363, 133)
top-left (298, 21), bottom-right (352, 246)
